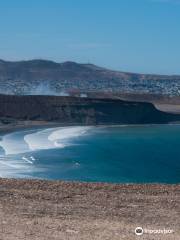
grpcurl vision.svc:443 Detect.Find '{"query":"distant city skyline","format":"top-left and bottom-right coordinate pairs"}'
top-left (0, 0), bottom-right (180, 74)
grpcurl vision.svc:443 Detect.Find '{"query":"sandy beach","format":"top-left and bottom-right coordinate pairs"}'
top-left (0, 178), bottom-right (179, 240)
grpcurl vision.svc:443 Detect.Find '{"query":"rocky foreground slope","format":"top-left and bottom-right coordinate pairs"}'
top-left (0, 94), bottom-right (180, 125)
top-left (0, 179), bottom-right (179, 240)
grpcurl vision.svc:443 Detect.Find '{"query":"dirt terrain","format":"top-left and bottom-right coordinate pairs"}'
top-left (110, 92), bottom-right (180, 114)
top-left (0, 178), bottom-right (179, 240)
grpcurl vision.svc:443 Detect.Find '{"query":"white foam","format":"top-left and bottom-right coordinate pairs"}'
top-left (48, 127), bottom-right (89, 141)
top-left (0, 131), bottom-right (30, 155)
top-left (30, 156), bottom-right (36, 161)
top-left (0, 126), bottom-right (92, 178)
top-left (24, 126), bottom-right (91, 152)
top-left (22, 156), bottom-right (33, 164)
top-left (0, 126), bottom-right (92, 156)
top-left (0, 160), bottom-right (21, 169)
top-left (24, 128), bottom-right (55, 151)
top-left (0, 155), bottom-right (34, 178)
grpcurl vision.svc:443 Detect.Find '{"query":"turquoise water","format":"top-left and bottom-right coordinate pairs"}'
top-left (0, 125), bottom-right (180, 183)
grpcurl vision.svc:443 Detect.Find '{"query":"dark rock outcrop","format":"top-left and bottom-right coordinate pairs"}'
top-left (0, 94), bottom-right (180, 125)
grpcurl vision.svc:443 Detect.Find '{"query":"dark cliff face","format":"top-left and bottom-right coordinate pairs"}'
top-left (0, 95), bottom-right (180, 125)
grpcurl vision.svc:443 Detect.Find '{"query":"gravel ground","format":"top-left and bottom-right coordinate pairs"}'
top-left (0, 178), bottom-right (179, 240)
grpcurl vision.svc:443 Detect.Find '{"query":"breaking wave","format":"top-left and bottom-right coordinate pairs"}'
top-left (0, 126), bottom-right (92, 155)
top-left (0, 126), bottom-right (92, 178)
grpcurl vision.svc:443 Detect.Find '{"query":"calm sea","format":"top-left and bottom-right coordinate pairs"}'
top-left (0, 125), bottom-right (179, 183)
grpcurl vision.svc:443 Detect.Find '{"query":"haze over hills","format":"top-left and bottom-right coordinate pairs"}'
top-left (0, 59), bottom-right (180, 96)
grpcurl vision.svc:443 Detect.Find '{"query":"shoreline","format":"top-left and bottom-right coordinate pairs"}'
top-left (0, 122), bottom-right (179, 239)
top-left (0, 122), bottom-right (179, 184)
top-left (0, 178), bottom-right (179, 240)
top-left (1, 120), bottom-right (180, 134)
top-left (0, 121), bottom-right (66, 134)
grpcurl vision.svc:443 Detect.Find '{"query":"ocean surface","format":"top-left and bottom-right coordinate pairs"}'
top-left (0, 125), bottom-right (179, 183)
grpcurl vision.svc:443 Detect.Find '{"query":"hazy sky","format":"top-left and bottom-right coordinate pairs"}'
top-left (0, 0), bottom-right (180, 74)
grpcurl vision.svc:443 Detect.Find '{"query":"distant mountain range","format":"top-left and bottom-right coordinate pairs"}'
top-left (0, 59), bottom-right (180, 96)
